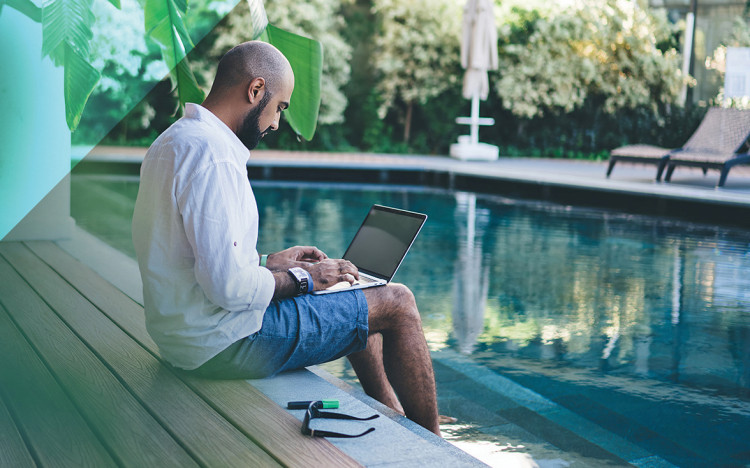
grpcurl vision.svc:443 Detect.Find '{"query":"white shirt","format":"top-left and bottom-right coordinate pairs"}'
top-left (132, 103), bottom-right (275, 370)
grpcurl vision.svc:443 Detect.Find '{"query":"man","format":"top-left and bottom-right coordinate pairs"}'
top-left (132, 41), bottom-right (439, 435)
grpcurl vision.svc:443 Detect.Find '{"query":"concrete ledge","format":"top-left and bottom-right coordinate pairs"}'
top-left (251, 368), bottom-right (486, 467)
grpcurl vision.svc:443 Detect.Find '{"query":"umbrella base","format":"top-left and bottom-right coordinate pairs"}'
top-left (450, 139), bottom-right (499, 161)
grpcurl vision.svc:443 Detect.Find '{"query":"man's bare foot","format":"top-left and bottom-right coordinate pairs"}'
top-left (438, 415), bottom-right (458, 424)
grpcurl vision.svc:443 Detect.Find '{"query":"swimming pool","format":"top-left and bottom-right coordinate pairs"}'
top-left (72, 175), bottom-right (750, 466)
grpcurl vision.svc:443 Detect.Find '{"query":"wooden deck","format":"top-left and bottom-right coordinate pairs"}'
top-left (0, 240), bottom-right (360, 467)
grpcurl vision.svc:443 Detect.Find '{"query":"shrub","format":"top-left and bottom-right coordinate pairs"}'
top-left (494, 0), bottom-right (685, 119)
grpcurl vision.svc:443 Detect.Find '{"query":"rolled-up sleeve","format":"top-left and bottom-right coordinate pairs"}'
top-left (177, 162), bottom-right (275, 313)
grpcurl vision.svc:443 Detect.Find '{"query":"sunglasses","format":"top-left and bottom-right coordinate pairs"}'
top-left (301, 400), bottom-right (379, 438)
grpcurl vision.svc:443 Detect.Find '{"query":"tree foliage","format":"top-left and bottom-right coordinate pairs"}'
top-left (95, 0), bottom-right (706, 158)
top-left (73, 0), bottom-right (231, 145)
top-left (495, 0), bottom-right (685, 119)
top-left (371, 0), bottom-right (462, 119)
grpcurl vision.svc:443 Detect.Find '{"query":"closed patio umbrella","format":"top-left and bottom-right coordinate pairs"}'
top-left (460, 0), bottom-right (498, 100)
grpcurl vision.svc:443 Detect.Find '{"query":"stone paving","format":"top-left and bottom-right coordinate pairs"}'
top-left (86, 145), bottom-right (750, 203)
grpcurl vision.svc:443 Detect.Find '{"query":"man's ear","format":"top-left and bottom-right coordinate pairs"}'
top-left (247, 77), bottom-right (266, 104)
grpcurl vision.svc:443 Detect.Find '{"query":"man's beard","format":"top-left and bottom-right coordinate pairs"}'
top-left (238, 91), bottom-right (272, 150)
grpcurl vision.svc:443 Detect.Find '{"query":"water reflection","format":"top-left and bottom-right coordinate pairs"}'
top-left (449, 196), bottom-right (750, 398)
top-left (392, 187), bottom-right (749, 400)
top-left (451, 192), bottom-right (490, 355)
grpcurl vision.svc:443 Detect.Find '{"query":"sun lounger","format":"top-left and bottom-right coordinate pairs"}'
top-left (606, 107), bottom-right (750, 185)
top-left (663, 107), bottom-right (750, 186)
top-left (607, 144), bottom-right (673, 181)
top-left (664, 151), bottom-right (750, 186)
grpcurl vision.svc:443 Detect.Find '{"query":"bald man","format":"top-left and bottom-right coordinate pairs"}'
top-left (132, 41), bottom-right (439, 435)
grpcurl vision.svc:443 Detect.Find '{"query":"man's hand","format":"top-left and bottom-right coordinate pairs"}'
top-left (270, 257), bottom-right (359, 299)
top-left (265, 246), bottom-right (327, 271)
top-left (305, 259), bottom-right (359, 291)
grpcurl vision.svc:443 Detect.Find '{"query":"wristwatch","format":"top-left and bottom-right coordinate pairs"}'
top-left (287, 267), bottom-right (314, 296)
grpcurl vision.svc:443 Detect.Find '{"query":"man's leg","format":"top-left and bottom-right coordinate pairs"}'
top-left (347, 333), bottom-right (405, 415)
top-left (350, 283), bottom-right (439, 435)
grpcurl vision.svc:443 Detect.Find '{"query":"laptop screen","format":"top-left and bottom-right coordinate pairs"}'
top-left (342, 205), bottom-right (427, 281)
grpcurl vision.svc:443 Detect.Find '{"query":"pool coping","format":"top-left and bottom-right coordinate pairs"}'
top-left (77, 147), bottom-right (750, 229)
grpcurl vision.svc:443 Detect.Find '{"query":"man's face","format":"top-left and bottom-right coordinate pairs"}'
top-left (238, 90), bottom-right (271, 150)
top-left (238, 73), bottom-right (294, 150)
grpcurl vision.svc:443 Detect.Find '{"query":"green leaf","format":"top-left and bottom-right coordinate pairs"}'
top-left (145, 0), bottom-right (205, 109)
top-left (63, 43), bottom-right (100, 131)
top-left (145, 0), bottom-right (190, 65)
top-left (105, 0), bottom-right (121, 9)
top-left (145, 0), bottom-right (187, 36)
top-left (39, 0), bottom-right (99, 131)
top-left (41, 0), bottom-right (95, 65)
top-left (3, 0), bottom-right (43, 22)
top-left (264, 23), bottom-right (322, 141)
top-left (245, 0), bottom-right (268, 40)
top-left (172, 57), bottom-right (205, 106)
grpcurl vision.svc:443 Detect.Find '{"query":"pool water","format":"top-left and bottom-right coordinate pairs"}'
top-left (72, 176), bottom-right (750, 467)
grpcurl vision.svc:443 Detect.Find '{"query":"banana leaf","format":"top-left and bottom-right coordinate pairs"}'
top-left (41, 0), bottom-right (101, 131)
top-left (145, 0), bottom-right (205, 109)
top-left (262, 23), bottom-right (322, 141)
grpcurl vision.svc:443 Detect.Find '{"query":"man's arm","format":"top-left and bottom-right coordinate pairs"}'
top-left (178, 163), bottom-right (275, 312)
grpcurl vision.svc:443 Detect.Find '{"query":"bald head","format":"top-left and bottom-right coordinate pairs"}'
top-left (210, 41), bottom-right (293, 97)
top-left (202, 41), bottom-right (295, 148)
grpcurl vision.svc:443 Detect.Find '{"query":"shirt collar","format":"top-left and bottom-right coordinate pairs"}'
top-left (184, 103), bottom-right (250, 163)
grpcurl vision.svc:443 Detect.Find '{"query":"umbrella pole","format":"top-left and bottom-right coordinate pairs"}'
top-left (450, 90), bottom-right (498, 161)
top-left (470, 92), bottom-right (480, 145)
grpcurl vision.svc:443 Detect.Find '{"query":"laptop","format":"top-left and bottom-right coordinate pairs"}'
top-left (312, 204), bottom-right (427, 295)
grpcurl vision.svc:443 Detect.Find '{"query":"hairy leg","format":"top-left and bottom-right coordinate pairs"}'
top-left (361, 284), bottom-right (439, 435)
top-left (347, 333), bottom-right (405, 415)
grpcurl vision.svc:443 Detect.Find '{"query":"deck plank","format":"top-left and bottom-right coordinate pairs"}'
top-left (27, 240), bottom-right (362, 468)
top-left (0, 303), bottom-right (117, 467)
top-left (0, 253), bottom-right (198, 467)
top-left (0, 242), bottom-right (281, 467)
top-left (0, 390), bottom-right (36, 467)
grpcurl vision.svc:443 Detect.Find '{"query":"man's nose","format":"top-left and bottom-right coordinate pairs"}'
top-left (270, 117), bottom-right (279, 131)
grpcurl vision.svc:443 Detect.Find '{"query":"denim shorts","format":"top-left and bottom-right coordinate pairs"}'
top-left (192, 289), bottom-right (369, 380)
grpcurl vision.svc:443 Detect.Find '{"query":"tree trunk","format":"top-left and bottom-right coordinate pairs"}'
top-left (516, 119), bottom-right (526, 139)
top-left (403, 100), bottom-right (413, 143)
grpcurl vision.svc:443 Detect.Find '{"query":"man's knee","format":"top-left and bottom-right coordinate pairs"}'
top-left (388, 283), bottom-right (417, 309)
top-left (371, 282), bottom-right (416, 309)
top-left (365, 283), bottom-right (421, 328)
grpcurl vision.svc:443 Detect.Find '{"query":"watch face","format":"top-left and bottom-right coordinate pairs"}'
top-left (288, 267), bottom-right (310, 295)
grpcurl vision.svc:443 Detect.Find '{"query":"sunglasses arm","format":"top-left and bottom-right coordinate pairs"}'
top-left (317, 410), bottom-right (379, 421)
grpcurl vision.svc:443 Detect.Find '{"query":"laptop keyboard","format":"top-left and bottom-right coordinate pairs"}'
top-left (355, 275), bottom-right (378, 285)
top-left (323, 274), bottom-right (380, 292)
